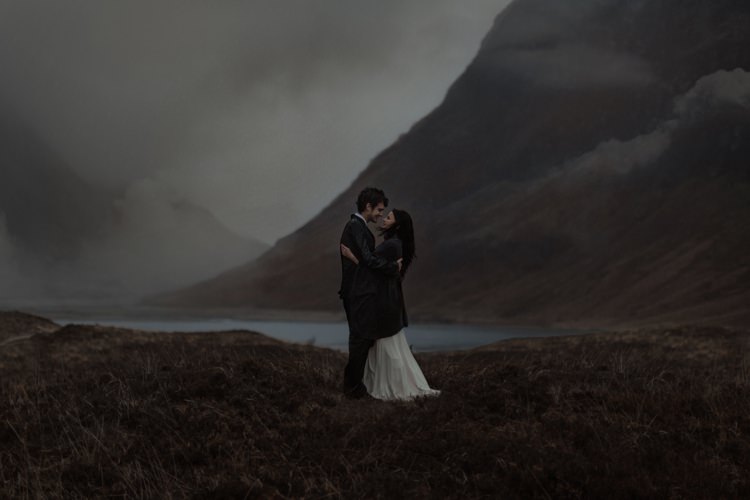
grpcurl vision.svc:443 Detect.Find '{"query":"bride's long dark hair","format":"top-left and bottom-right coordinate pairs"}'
top-left (380, 209), bottom-right (416, 277)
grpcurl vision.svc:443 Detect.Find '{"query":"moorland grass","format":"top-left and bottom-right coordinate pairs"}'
top-left (1, 320), bottom-right (749, 498)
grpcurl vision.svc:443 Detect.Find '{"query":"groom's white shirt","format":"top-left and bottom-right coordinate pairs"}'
top-left (353, 212), bottom-right (367, 224)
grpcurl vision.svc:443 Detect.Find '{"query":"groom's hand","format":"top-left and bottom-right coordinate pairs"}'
top-left (397, 258), bottom-right (403, 273)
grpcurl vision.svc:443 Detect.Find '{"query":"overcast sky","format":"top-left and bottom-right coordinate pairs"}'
top-left (0, 0), bottom-right (511, 244)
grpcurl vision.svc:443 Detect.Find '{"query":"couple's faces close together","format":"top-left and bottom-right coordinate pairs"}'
top-left (363, 203), bottom-right (395, 230)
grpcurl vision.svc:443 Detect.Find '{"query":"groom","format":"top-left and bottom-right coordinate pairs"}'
top-left (339, 187), bottom-right (401, 398)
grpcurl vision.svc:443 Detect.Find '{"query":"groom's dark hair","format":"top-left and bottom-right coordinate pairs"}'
top-left (356, 187), bottom-right (389, 212)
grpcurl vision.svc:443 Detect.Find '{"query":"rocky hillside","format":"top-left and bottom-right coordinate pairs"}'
top-left (158, 0), bottom-right (750, 327)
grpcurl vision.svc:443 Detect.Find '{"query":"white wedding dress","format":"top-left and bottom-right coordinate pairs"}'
top-left (363, 329), bottom-right (440, 401)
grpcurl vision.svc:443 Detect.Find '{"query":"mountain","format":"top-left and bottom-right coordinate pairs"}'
top-left (75, 181), bottom-right (271, 297)
top-left (157, 0), bottom-right (750, 327)
top-left (0, 101), bottom-right (111, 261)
top-left (0, 101), bottom-right (269, 299)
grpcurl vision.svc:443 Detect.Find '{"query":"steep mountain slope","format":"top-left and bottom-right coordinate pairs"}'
top-left (159, 0), bottom-right (750, 327)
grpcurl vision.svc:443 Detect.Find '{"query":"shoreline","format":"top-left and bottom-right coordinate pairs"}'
top-left (4, 299), bottom-right (738, 333)
top-left (2, 311), bottom-right (595, 353)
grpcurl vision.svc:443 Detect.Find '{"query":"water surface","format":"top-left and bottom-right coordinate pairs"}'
top-left (53, 318), bottom-right (591, 351)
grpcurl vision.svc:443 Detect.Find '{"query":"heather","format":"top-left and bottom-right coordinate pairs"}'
top-left (1, 314), bottom-right (749, 498)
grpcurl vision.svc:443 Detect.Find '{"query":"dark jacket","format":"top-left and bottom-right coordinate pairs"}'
top-left (347, 237), bottom-right (408, 340)
top-left (371, 237), bottom-right (409, 338)
top-left (339, 215), bottom-right (399, 337)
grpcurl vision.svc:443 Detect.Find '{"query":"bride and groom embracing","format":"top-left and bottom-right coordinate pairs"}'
top-left (338, 187), bottom-right (440, 401)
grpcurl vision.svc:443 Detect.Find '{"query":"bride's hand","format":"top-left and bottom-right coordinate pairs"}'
top-left (340, 244), bottom-right (359, 264)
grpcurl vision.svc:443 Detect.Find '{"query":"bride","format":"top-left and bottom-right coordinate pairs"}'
top-left (341, 209), bottom-right (440, 401)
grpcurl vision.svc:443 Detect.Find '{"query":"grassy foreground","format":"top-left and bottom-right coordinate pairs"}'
top-left (1, 312), bottom-right (749, 498)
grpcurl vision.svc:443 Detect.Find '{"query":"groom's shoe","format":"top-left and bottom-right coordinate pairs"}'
top-left (343, 382), bottom-right (370, 400)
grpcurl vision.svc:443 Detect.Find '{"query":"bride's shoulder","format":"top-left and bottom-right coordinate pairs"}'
top-left (378, 237), bottom-right (402, 255)
top-left (380, 236), bottom-right (401, 247)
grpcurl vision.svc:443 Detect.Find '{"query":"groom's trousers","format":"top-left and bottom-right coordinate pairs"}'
top-left (343, 299), bottom-right (374, 393)
top-left (345, 336), bottom-right (374, 390)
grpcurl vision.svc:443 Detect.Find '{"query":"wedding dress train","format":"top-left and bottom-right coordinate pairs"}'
top-left (363, 329), bottom-right (440, 400)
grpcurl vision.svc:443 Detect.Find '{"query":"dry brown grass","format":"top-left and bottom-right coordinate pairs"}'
top-left (1, 317), bottom-right (749, 498)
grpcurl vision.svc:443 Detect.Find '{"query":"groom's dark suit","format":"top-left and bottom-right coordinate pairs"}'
top-left (339, 214), bottom-right (399, 395)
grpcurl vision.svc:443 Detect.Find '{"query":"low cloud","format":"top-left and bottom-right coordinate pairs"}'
top-left (675, 68), bottom-right (750, 117)
top-left (0, 1), bottom-right (512, 302)
top-left (568, 123), bottom-right (675, 175)
top-left (0, 0), bottom-right (510, 244)
top-left (73, 178), bottom-right (267, 297)
top-left (0, 178), bottom-right (267, 300)
top-left (563, 67), bottom-right (750, 176)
